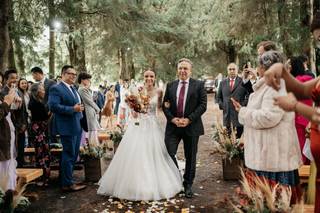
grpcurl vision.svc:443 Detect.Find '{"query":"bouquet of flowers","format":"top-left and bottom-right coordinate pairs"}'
top-left (125, 87), bottom-right (150, 113)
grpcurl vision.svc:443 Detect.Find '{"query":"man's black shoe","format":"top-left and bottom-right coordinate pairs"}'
top-left (184, 185), bottom-right (193, 198)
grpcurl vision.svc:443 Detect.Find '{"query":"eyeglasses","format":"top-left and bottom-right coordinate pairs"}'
top-left (66, 72), bottom-right (77, 76)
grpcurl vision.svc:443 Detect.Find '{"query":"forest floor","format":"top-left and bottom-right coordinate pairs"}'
top-left (25, 94), bottom-right (240, 213)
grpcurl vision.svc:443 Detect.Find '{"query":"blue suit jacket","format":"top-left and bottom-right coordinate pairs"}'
top-left (48, 82), bottom-right (82, 136)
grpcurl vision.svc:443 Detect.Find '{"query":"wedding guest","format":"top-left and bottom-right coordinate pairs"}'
top-left (78, 72), bottom-right (100, 144)
top-left (18, 78), bottom-right (31, 148)
top-left (31, 67), bottom-right (55, 104)
top-left (102, 85), bottom-right (115, 129)
top-left (114, 79), bottom-right (122, 115)
top-left (257, 40), bottom-right (277, 56)
top-left (93, 85), bottom-right (105, 124)
top-left (0, 89), bottom-right (18, 191)
top-left (289, 57), bottom-right (313, 164)
top-left (117, 80), bottom-right (130, 128)
top-left (28, 83), bottom-right (51, 186)
top-left (48, 65), bottom-right (86, 192)
top-left (0, 69), bottom-right (27, 168)
top-left (232, 51), bottom-right (302, 204)
top-left (216, 63), bottom-right (253, 138)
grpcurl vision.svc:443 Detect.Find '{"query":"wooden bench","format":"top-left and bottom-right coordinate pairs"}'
top-left (303, 204), bottom-right (314, 213)
top-left (24, 148), bottom-right (63, 153)
top-left (17, 168), bottom-right (43, 183)
top-left (299, 165), bottom-right (310, 184)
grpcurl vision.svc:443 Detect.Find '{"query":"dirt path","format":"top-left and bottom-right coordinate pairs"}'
top-left (26, 94), bottom-right (239, 213)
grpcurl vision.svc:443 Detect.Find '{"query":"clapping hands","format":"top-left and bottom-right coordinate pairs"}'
top-left (171, 117), bottom-right (191, 127)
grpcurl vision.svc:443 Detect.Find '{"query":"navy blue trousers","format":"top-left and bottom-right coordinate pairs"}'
top-left (60, 134), bottom-right (81, 187)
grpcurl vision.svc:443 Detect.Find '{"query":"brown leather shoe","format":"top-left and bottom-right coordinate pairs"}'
top-left (62, 184), bottom-right (86, 192)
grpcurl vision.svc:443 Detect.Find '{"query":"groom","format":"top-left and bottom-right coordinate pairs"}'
top-left (163, 58), bottom-right (207, 198)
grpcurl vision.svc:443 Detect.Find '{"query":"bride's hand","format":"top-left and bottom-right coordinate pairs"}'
top-left (132, 111), bottom-right (138, 118)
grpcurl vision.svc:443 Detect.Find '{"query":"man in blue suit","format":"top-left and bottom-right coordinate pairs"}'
top-left (48, 65), bottom-right (86, 192)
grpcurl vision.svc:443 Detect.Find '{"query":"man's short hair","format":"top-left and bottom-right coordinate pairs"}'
top-left (177, 58), bottom-right (193, 67)
top-left (77, 72), bottom-right (92, 84)
top-left (257, 41), bottom-right (277, 52)
top-left (227, 63), bottom-right (238, 71)
top-left (4, 69), bottom-right (17, 80)
top-left (31, 66), bottom-right (43, 74)
top-left (61, 65), bottom-right (74, 75)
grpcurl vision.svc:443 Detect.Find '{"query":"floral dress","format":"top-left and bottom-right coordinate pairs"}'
top-left (28, 97), bottom-right (51, 182)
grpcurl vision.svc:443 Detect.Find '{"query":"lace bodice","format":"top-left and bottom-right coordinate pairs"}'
top-left (147, 94), bottom-right (159, 116)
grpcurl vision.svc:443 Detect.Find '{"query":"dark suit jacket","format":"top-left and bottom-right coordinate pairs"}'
top-left (162, 78), bottom-right (207, 136)
top-left (0, 102), bottom-right (12, 161)
top-left (0, 86), bottom-right (28, 133)
top-left (48, 82), bottom-right (82, 136)
top-left (44, 78), bottom-right (56, 104)
top-left (216, 76), bottom-right (252, 127)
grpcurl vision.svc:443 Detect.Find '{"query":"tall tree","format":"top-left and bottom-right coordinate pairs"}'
top-left (0, 0), bottom-right (10, 73)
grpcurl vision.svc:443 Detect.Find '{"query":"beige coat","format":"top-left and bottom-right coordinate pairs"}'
top-left (238, 78), bottom-right (302, 172)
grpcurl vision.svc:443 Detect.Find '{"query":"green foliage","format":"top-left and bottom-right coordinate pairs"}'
top-left (7, 0), bottom-right (314, 82)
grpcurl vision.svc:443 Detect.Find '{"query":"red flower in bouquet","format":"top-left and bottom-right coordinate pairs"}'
top-left (125, 92), bottom-right (150, 113)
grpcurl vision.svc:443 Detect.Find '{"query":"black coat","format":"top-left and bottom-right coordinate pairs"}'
top-left (0, 102), bottom-right (12, 161)
top-left (162, 78), bottom-right (207, 136)
top-left (216, 76), bottom-right (252, 127)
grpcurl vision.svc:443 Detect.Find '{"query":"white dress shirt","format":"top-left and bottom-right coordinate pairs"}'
top-left (176, 78), bottom-right (190, 115)
top-left (61, 81), bottom-right (81, 103)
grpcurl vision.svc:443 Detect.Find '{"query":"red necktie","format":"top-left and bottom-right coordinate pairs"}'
top-left (230, 79), bottom-right (234, 90)
top-left (177, 81), bottom-right (187, 117)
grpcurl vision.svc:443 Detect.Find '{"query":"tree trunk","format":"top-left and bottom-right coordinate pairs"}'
top-left (227, 40), bottom-right (237, 63)
top-left (66, 19), bottom-right (86, 73)
top-left (0, 0), bottom-right (10, 73)
top-left (8, 37), bottom-right (16, 70)
top-left (127, 49), bottom-right (135, 79)
top-left (119, 47), bottom-right (129, 80)
top-left (277, 0), bottom-right (292, 57)
top-left (66, 31), bottom-right (86, 73)
top-left (14, 37), bottom-right (25, 75)
top-left (48, 0), bottom-right (55, 78)
top-left (300, 0), bottom-right (312, 57)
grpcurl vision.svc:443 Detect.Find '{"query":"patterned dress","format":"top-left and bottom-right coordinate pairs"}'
top-left (28, 96), bottom-right (51, 182)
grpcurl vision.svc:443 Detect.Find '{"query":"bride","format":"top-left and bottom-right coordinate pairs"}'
top-left (97, 69), bottom-right (182, 201)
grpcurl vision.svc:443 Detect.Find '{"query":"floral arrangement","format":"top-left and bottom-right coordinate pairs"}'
top-left (232, 169), bottom-right (304, 213)
top-left (109, 127), bottom-right (124, 147)
top-left (125, 88), bottom-right (150, 113)
top-left (0, 178), bottom-right (30, 212)
top-left (80, 139), bottom-right (108, 160)
top-left (213, 122), bottom-right (244, 161)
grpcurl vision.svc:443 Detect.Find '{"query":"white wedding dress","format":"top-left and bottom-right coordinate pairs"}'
top-left (97, 94), bottom-right (182, 200)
